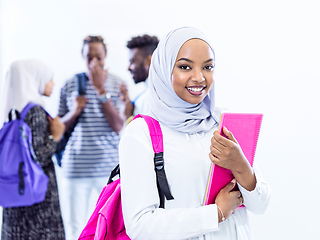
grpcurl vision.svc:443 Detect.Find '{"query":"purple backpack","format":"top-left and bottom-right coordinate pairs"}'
top-left (78, 114), bottom-right (174, 240)
top-left (0, 103), bottom-right (49, 208)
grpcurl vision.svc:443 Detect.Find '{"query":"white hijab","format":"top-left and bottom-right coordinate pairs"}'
top-left (148, 27), bottom-right (219, 134)
top-left (0, 59), bottom-right (53, 126)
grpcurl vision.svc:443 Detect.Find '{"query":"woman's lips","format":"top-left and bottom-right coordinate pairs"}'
top-left (186, 86), bottom-right (206, 95)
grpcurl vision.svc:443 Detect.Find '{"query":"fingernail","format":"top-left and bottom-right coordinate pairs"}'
top-left (224, 126), bottom-right (229, 132)
top-left (231, 179), bottom-right (236, 183)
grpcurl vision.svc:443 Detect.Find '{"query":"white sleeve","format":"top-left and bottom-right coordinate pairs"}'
top-left (119, 119), bottom-right (219, 240)
top-left (237, 163), bottom-right (271, 215)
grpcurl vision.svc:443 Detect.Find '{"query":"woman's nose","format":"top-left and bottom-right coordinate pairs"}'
top-left (192, 69), bottom-right (205, 82)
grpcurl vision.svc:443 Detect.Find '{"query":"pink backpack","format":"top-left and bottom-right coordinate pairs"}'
top-left (78, 114), bottom-right (174, 240)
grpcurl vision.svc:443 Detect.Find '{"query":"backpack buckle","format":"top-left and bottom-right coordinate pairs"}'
top-left (154, 152), bottom-right (164, 170)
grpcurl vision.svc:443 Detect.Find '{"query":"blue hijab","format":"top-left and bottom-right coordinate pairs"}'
top-left (148, 27), bottom-right (218, 134)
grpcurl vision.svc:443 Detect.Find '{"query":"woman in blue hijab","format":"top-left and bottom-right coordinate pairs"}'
top-left (119, 27), bottom-right (270, 240)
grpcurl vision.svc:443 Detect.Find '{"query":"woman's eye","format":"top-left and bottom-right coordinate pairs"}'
top-left (179, 65), bottom-right (190, 70)
top-left (204, 64), bottom-right (214, 70)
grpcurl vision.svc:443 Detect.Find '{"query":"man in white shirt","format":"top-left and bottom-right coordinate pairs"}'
top-left (120, 34), bottom-right (159, 122)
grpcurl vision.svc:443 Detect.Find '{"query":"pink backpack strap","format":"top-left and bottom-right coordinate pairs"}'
top-left (132, 114), bottom-right (163, 153)
top-left (132, 114), bottom-right (174, 207)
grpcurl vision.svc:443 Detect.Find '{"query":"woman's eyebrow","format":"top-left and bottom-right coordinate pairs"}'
top-left (177, 58), bottom-right (193, 63)
top-left (176, 58), bottom-right (214, 63)
top-left (204, 58), bottom-right (214, 63)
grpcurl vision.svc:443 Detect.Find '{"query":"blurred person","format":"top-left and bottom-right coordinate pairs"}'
top-left (120, 34), bottom-right (159, 122)
top-left (58, 36), bottom-right (125, 240)
top-left (0, 59), bottom-right (65, 240)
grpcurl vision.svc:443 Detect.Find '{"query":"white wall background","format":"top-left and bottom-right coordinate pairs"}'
top-left (0, 0), bottom-right (319, 239)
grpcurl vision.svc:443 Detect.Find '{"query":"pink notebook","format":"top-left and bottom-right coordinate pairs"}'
top-left (203, 112), bottom-right (263, 206)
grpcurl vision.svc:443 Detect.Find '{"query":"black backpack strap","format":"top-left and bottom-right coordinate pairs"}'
top-left (8, 109), bottom-right (20, 122)
top-left (107, 164), bottom-right (120, 184)
top-left (154, 152), bottom-right (174, 208)
top-left (76, 72), bottom-right (87, 95)
top-left (65, 72), bottom-right (86, 131)
top-left (55, 73), bottom-right (87, 160)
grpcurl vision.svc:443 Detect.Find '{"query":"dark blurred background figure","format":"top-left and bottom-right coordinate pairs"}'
top-left (120, 34), bottom-right (159, 122)
top-left (57, 36), bottom-right (125, 240)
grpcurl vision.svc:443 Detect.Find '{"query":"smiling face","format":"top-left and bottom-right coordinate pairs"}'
top-left (171, 38), bottom-right (215, 104)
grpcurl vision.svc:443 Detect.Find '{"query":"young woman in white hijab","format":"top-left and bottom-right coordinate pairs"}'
top-left (1, 59), bottom-right (66, 239)
top-left (119, 27), bottom-right (270, 240)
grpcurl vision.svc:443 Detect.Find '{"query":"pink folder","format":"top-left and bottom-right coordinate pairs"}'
top-left (203, 113), bottom-right (263, 206)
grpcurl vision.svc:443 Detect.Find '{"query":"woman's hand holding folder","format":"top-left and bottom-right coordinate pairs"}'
top-left (209, 126), bottom-right (257, 192)
top-left (215, 179), bottom-right (243, 222)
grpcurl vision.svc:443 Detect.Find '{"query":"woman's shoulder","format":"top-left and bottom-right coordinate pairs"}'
top-left (120, 117), bottom-right (154, 152)
top-left (24, 105), bottom-right (47, 123)
top-left (27, 105), bottom-right (46, 115)
top-left (122, 117), bottom-right (150, 137)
